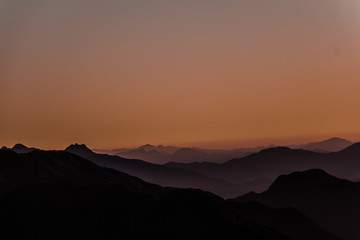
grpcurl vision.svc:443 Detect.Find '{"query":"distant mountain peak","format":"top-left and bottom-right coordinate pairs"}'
top-left (295, 137), bottom-right (353, 152)
top-left (66, 143), bottom-right (90, 149)
top-left (266, 169), bottom-right (352, 193)
top-left (140, 144), bottom-right (154, 147)
top-left (261, 146), bottom-right (292, 151)
top-left (65, 143), bottom-right (94, 156)
top-left (327, 137), bottom-right (347, 141)
top-left (137, 144), bottom-right (156, 152)
top-left (320, 137), bottom-right (352, 146)
top-left (11, 143), bottom-right (36, 154)
top-left (13, 143), bottom-right (28, 148)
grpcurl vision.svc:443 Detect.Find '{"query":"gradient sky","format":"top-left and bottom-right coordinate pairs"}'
top-left (1, 0), bottom-right (360, 149)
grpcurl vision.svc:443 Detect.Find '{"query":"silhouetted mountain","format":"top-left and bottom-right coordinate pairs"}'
top-left (96, 145), bottom-right (264, 164)
top-left (234, 169), bottom-right (360, 240)
top-left (65, 144), bottom-right (247, 198)
top-left (0, 149), bottom-right (162, 195)
top-left (95, 138), bottom-right (352, 164)
top-left (120, 149), bottom-right (253, 164)
top-left (167, 147), bottom-right (326, 190)
top-left (65, 143), bottom-right (95, 158)
top-left (266, 169), bottom-right (353, 193)
top-left (126, 147), bottom-right (255, 164)
top-left (167, 143), bottom-right (360, 192)
top-left (138, 144), bottom-right (156, 151)
top-left (154, 144), bottom-right (181, 154)
top-left (0, 149), bottom-right (337, 240)
top-left (11, 143), bottom-right (37, 154)
top-left (94, 144), bottom-right (182, 156)
top-left (290, 137), bottom-right (353, 152)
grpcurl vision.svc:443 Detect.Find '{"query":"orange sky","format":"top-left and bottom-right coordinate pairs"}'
top-left (1, 0), bottom-right (360, 150)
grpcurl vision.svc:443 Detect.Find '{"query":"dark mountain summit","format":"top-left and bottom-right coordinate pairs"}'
top-left (65, 143), bottom-right (95, 158)
top-left (267, 169), bottom-right (353, 193)
top-left (0, 149), bottom-right (337, 240)
top-left (234, 169), bottom-right (360, 240)
top-left (11, 143), bottom-right (37, 154)
top-left (224, 147), bottom-right (323, 167)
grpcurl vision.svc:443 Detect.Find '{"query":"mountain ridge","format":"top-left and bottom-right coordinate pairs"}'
top-left (233, 169), bottom-right (360, 240)
top-left (64, 143), bottom-right (248, 198)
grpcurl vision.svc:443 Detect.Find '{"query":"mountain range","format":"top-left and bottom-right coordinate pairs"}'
top-left (93, 137), bottom-right (353, 164)
top-left (95, 145), bottom-right (259, 164)
top-left (167, 142), bottom-right (360, 193)
top-left (65, 143), bottom-right (247, 198)
top-left (0, 149), bottom-right (339, 240)
top-left (5, 138), bottom-right (360, 199)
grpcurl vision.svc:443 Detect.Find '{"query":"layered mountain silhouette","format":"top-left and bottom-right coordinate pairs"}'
top-left (112, 146), bottom-right (253, 164)
top-left (167, 143), bottom-right (360, 193)
top-left (0, 149), bottom-right (338, 240)
top-left (65, 142), bottom-right (360, 197)
top-left (65, 144), bottom-right (247, 198)
top-left (289, 137), bottom-right (353, 152)
top-left (94, 138), bottom-right (352, 164)
top-left (233, 169), bottom-right (360, 240)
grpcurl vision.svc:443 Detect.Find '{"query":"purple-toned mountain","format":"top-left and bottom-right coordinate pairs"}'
top-left (290, 137), bottom-right (353, 152)
top-left (167, 143), bottom-right (360, 192)
top-left (65, 144), bottom-right (249, 198)
top-left (94, 137), bottom-right (353, 164)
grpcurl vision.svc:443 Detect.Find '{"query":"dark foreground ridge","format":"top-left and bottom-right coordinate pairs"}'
top-left (0, 149), bottom-right (337, 240)
top-left (234, 169), bottom-right (360, 240)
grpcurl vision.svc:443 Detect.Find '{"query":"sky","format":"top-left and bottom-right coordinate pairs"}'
top-left (1, 0), bottom-right (360, 149)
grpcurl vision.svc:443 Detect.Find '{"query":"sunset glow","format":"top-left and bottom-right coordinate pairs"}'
top-left (1, 0), bottom-right (360, 149)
